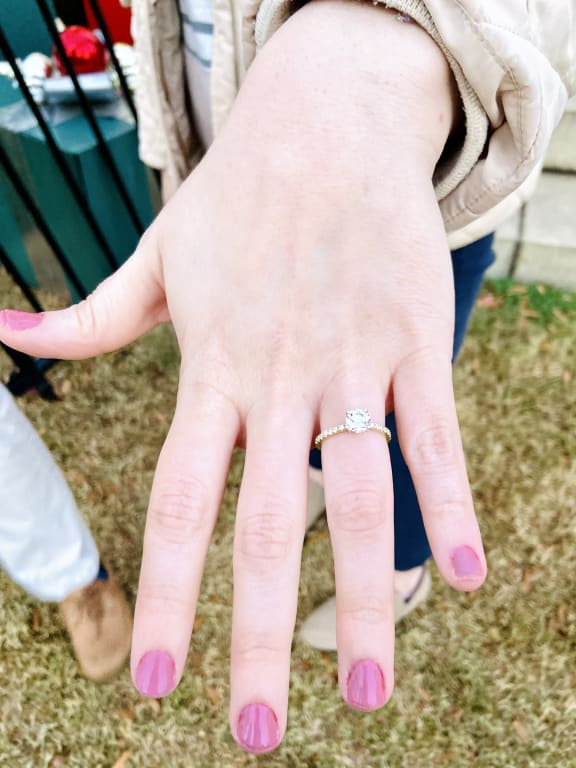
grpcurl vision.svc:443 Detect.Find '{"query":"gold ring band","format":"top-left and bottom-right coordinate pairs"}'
top-left (314, 409), bottom-right (391, 449)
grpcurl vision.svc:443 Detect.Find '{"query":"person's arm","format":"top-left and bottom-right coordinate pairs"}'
top-left (0, 0), bottom-right (486, 753)
top-left (252, 0), bottom-right (574, 245)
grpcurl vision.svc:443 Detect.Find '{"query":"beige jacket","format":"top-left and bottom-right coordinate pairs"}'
top-left (131, 0), bottom-right (576, 248)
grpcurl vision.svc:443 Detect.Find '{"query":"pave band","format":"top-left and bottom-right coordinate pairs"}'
top-left (314, 409), bottom-right (392, 449)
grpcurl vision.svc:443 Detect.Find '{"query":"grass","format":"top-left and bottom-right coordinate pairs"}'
top-left (0, 274), bottom-right (574, 768)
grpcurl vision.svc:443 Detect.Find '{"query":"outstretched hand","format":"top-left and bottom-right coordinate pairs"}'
top-left (0, 1), bottom-right (486, 753)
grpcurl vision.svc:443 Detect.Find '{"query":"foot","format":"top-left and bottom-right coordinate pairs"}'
top-left (299, 566), bottom-right (431, 652)
top-left (394, 565), bottom-right (426, 600)
top-left (59, 568), bottom-right (132, 682)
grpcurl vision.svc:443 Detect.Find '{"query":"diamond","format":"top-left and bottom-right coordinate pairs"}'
top-left (345, 409), bottom-right (372, 433)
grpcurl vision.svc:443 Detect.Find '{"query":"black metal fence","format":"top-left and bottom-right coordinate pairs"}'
top-left (0, 0), bottom-right (156, 398)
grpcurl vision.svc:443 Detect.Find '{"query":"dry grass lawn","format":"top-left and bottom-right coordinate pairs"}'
top-left (0, 273), bottom-right (574, 768)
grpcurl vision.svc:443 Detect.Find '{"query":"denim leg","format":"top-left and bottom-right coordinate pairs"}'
top-left (310, 234), bottom-right (495, 570)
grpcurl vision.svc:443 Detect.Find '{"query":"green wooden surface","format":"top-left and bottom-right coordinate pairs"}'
top-left (0, 77), bottom-right (154, 301)
top-left (0, 0), bottom-right (57, 59)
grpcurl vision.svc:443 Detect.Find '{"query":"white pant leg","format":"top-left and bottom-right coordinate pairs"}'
top-left (0, 384), bottom-right (99, 601)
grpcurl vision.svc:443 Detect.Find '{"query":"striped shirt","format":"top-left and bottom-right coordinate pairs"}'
top-left (179, 0), bottom-right (214, 147)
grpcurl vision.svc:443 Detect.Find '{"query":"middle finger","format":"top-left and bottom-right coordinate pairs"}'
top-left (229, 399), bottom-right (313, 753)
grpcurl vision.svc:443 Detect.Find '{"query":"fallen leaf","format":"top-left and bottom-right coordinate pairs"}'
top-left (193, 615), bottom-right (205, 632)
top-left (154, 410), bottom-right (167, 425)
top-left (478, 295), bottom-right (500, 309)
top-left (143, 698), bottom-right (161, 716)
top-left (111, 750), bottom-right (133, 768)
top-left (319, 653), bottom-right (337, 679)
top-left (487, 626), bottom-right (501, 642)
top-left (522, 567), bottom-right (544, 594)
top-left (307, 529), bottom-right (328, 545)
top-left (207, 593), bottom-right (228, 605)
top-left (31, 607), bottom-right (42, 633)
top-left (513, 719), bottom-right (530, 743)
top-left (520, 308), bottom-right (539, 319)
top-left (205, 686), bottom-right (221, 705)
top-left (553, 308), bottom-right (568, 322)
top-left (549, 604), bottom-right (568, 635)
top-left (114, 705), bottom-right (136, 721)
top-left (418, 688), bottom-right (432, 702)
top-left (189, 651), bottom-right (203, 669)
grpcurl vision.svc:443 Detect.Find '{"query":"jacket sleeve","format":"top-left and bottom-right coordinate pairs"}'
top-left (246, 0), bottom-right (576, 246)
top-left (131, 0), bottom-right (199, 183)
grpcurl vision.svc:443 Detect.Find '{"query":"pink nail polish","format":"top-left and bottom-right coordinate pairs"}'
top-left (346, 659), bottom-right (386, 711)
top-left (0, 310), bottom-right (44, 330)
top-left (237, 703), bottom-right (280, 753)
top-left (452, 546), bottom-right (483, 578)
top-left (135, 651), bottom-right (176, 697)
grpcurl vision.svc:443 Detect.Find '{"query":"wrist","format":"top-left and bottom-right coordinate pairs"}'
top-left (228, 0), bottom-right (458, 178)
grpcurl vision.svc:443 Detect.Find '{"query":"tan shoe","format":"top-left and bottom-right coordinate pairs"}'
top-left (59, 573), bottom-right (132, 682)
top-left (299, 566), bottom-right (431, 651)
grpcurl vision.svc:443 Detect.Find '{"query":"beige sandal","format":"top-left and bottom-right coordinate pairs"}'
top-left (303, 473), bottom-right (432, 650)
top-left (299, 566), bottom-right (431, 652)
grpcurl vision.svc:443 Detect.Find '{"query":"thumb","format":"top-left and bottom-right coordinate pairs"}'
top-left (0, 232), bottom-right (168, 360)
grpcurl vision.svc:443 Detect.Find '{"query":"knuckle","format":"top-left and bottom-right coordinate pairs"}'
top-left (330, 488), bottom-right (385, 534)
top-left (137, 582), bottom-right (188, 614)
top-left (73, 296), bottom-right (100, 340)
top-left (150, 475), bottom-right (212, 544)
top-left (237, 510), bottom-right (294, 569)
top-left (233, 634), bottom-right (285, 666)
top-left (340, 595), bottom-right (390, 627)
top-left (408, 420), bottom-right (456, 470)
top-left (427, 498), bottom-right (470, 524)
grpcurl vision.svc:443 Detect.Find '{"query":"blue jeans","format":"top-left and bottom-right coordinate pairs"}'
top-left (309, 234), bottom-right (495, 570)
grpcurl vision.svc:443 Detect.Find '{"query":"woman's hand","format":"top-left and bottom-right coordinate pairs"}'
top-left (0, 1), bottom-right (486, 752)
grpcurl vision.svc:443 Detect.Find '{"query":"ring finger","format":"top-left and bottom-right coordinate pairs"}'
top-left (320, 384), bottom-right (395, 711)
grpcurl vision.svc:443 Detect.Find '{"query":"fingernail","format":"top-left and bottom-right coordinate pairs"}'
top-left (237, 703), bottom-right (280, 753)
top-left (0, 310), bottom-right (44, 330)
top-left (452, 545), bottom-right (483, 578)
top-left (347, 659), bottom-right (386, 711)
top-left (135, 651), bottom-right (176, 697)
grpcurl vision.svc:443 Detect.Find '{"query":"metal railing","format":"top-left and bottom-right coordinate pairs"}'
top-left (0, 0), bottom-right (154, 398)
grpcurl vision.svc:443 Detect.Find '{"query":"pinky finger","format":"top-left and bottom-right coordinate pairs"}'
top-left (394, 352), bottom-right (487, 592)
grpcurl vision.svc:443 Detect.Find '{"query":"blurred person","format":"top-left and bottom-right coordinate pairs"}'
top-left (0, 383), bottom-right (132, 682)
top-left (1, 0), bottom-right (574, 754)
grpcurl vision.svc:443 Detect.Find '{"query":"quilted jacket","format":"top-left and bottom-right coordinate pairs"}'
top-left (130, 0), bottom-right (576, 247)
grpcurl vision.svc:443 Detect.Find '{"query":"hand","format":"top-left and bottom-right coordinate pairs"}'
top-left (0, 0), bottom-right (486, 753)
